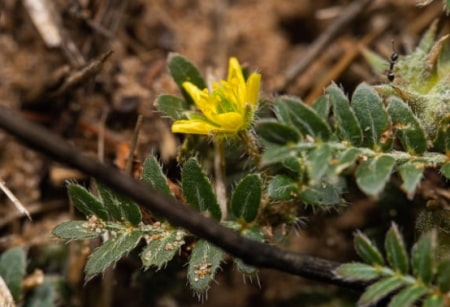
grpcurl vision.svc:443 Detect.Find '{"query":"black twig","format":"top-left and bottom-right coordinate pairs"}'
top-left (0, 106), bottom-right (364, 291)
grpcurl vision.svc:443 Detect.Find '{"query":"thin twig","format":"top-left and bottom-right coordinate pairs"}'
top-left (0, 106), bottom-right (364, 291)
top-left (0, 179), bottom-right (31, 220)
top-left (279, 0), bottom-right (372, 93)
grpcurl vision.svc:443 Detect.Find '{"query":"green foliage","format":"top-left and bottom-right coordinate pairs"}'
top-left (187, 240), bottom-right (224, 294)
top-left (97, 184), bottom-right (142, 225)
top-left (230, 174), bottom-right (262, 222)
top-left (58, 32), bottom-right (450, 301)
top-left (67, 184), bottom-right (108, 221)
top-left (259, 80), bottom-right (449, 201)
top-left (167, 53), bottom-right (207, 105)
top-left (0, 247), bottom-right (26, 301)
top-left (85, 230), bottom-right (142, 277)
top-left (24, 278), bottom-right (54, 307)
top-left (156, 94), bottom-right (189, 121)
top-left (141, 155), bottom-right (173, 197)
top-left (182, 158), bottom-right (222, 220)
top-left (141, 227), bottom-right (186, 269)
top-left (52, 220), bottom-right (105, 239)
top-left (335, 224), bottom-right (450, 307)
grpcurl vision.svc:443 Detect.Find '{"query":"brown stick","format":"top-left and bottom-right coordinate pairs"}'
top-left (279, 0), bottom-right (372, 93)
top-left (0, 106), bottom-right (363, 290)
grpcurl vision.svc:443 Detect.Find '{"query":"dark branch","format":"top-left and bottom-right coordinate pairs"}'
top-left (0, 106), bottom-right (363, 291)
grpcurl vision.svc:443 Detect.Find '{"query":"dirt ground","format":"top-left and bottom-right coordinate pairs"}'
top-left (0, 0), bottom-right (447, 306)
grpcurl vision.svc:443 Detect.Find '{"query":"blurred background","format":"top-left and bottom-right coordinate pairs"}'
top-left (0, 0), bottom-right (448, 306)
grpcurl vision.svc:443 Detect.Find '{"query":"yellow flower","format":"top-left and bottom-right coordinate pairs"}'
top-left (171, 57), bottom-right (261, 136)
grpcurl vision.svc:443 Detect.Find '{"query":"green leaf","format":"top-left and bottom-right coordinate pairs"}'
top-left (155, 94), bottom-right (189, 120)
top-left (230, 174), bottom-right (262, 222)
top-left (300, 179), bottom-right (342, 206)
top-left (187, 240), bottom-right (224, 294)
top-left (423, 294), bottom-right (446, 307)
top-left (437, 259), bottom-right (450, 292)
top-left (141, 156), bottom-right (173, 197)
top-left (255, 120), bottom-right (301, 144)
top-left (312, 95), bottom-right (330, 119)
top-left (388, 285), bottom-right (429, 307)
top-left (440, 162), bottom-right (450, 180)
top-left (387, 96), bottom-right (427, 155)
top-left (327, 83), bottom-right (362, 146)
top-left (412, 230), bottom-right (436, 284)
top-left (85, 231), bottom-right (142, 277)
top-left (433, 116), bottom-right (450, 154)
top-left (97, 184), bottom-right (142, 225)
top-left (352, 83), bottom-right (392, 151)
top-left (167, 53), bottom-right (206, 104)
top-left (359, 276), bottom-right (409, 306)
top-left (268, 175), bottom-right (299, 200)
top-left (0, 247), bottom-right (26, 301)
top-left (24, 277), bottom-right (54, 307)
top-left (334, 263), bottom-right (383, 282)
top-left (275, 96), bottom-right (331, 140)
top-left (67, 184), bottom-right (108, 221)
top-left (52, 220), bottom-right (104, 240)
top-left (141, 228), bottom-right (186, 269)
top-left (356, 154), bottom-right (396, 196)
top-left (261, 144), bottom-right (306, 166)
top-left (282, 157), bottom-right (303, 175)
top-left (331, 148), bottom-right (361, 175)
top-left (305, 143), bottom-right (331, 183)
top-left (182, 158), bottom-right (221, 220)
top-left (354, 231), bottom-right (385, 265)
top-left (385, 223), bottom-right (409, 274)
top-left (398, 160), bottom-right (425, 196)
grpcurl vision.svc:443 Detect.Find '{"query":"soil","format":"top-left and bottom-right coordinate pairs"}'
top-left (0, 0), bottom-right (447, 306)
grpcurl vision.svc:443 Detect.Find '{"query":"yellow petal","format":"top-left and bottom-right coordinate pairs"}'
top-left (246, 73), bottom-right (261, 107)
top-left (182, 82), bottom-right (217, 118)
top-left (227, 57), bottom-right (245, 86)
top-left (213, 112), bottom-right (244, 131)
top-left (171, 119), bottom-right (219, 135)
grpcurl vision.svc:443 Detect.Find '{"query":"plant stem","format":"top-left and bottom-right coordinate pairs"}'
top-left (239, 130), bottom-right (261, 166)
top-left (214, 138), bottom-right (227, 220)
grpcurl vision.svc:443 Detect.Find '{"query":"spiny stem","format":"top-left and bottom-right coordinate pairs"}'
top-left (239, 130), bottom-right (261, 166)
